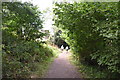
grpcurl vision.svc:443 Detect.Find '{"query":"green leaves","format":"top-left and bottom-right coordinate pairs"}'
top-left (2, 2), bottom-right (52, 78)
top-left (53, 2), bottom-right (120, 77)
top-left (2, 2), bottom-right (44, 41)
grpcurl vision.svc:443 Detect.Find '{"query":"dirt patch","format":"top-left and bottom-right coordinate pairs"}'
top-left (44, 50), bottom-right (83, 78)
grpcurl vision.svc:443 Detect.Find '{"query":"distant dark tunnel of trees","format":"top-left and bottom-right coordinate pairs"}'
top-left (55, 38), bottom-right (70, 49)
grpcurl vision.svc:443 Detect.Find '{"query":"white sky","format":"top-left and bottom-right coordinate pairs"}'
top-left (21, 0), bottom-right (54, 34)
top-left (20, 0), bottom-right (78, 35)
top-left (21, 0), bottom-right (53, 11)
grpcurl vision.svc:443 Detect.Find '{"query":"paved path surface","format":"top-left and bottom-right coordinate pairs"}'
top-left (44, 51), bottom-right (82, 78)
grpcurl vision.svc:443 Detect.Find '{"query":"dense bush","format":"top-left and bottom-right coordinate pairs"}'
top-left (2, 2), bottom-right (54, 78)
top-left (2, 40), bottom-right (54, 78)
top-left (53, 2), bottom-right (120, 78)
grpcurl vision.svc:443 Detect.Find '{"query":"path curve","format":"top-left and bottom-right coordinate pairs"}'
top-left (44, 50), bottom-right (82, 78)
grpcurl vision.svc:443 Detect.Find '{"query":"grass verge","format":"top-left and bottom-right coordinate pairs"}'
top-left (30, 44), bottom-right (61, 78)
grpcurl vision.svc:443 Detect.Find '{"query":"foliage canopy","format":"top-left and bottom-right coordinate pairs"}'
top-left (53, 2), bottom-right (120, 78)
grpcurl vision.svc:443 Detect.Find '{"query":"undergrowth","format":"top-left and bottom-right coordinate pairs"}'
top-left (70, 53), bottom-right (119, 79)
top-left (30, 44), bottom-right (61, 78)
top-left (2, 41), bottom-right (61, 78)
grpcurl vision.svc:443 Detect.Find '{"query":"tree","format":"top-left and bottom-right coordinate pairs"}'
top-left (2, 2), bottom-right (46, 78)
top-left (2, 2), bottom-right (44, 41)
top-left (53, 2), bottom-right (120, 78)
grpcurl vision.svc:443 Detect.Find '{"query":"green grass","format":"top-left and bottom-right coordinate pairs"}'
top-left (44, 44), bottom-right (61, 58)
top-left (30, 44), bottom-right (61, 78)
top-left (30, 57), bottom-right (54, 78)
